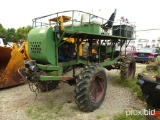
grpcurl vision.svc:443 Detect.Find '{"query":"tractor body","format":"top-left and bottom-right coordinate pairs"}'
top-left (19, 10), bottom-right (136, 111)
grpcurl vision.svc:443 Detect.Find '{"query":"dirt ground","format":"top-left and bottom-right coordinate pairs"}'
top-left (0, 63), bottom-right (146, 120)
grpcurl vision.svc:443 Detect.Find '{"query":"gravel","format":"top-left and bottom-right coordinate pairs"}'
top-left (0, 63), bottom-right (146, 120)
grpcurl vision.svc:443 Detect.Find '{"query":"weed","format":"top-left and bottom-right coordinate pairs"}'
top-left (96, 114), bottom-right (107, 119)
top-left (113, 75), bottom-right (144, 101)
top-left (25, 99), bottom-right (68, 120)
top-left (113, 112), bottom-right (146, 120)
top-left (26, 107), bottom-right (33, 115)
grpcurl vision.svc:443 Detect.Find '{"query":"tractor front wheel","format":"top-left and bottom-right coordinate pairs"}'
top-left (74, 64), bottom-right (107, 112)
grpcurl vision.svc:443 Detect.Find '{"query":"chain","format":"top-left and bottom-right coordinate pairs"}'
top-left (26, 71), bottom-right (46, 101)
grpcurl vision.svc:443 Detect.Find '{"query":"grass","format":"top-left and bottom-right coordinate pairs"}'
top-left (25, 99), bottom-right (72, 120)
top-left (113, 112), bottom-right (146, 120)
top-left (111, 62), bottom-right (157, 101)
top-left (96, 115), bottom-right (103, 119)
top-left (26, 105), bottom-right (53, 120)
top-left (96, 114), bottom-right (108, 119)
top-left (111, 63), bottom-right (160, 120)
top-left (114, 107), bottom-right (160, 120)
top-left (113, 75), bottom-right (144, 101)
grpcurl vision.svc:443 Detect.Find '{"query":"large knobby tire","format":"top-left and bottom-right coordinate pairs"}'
top-left (74, 64), bottom-right (107, 112)
top-left (38, 81), bottom-right (60, 92)
top-left (120, 57), bottom-right (136, 80)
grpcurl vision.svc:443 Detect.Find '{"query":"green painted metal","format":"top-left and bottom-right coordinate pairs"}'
top-left (39, 76), bottom-right (73, 81)
top-left (61, 60), bottom-right (88, 66)
top-left (39, 76), bottom-right (61, 81)
top-left (37, 64), bottom-right (60, 71)
top-left (65, 24), bottom-right (100, 34)
top-left (100, 55), bottom-right (121, 66)
top-left (28, 26), bottom-right (56, 65)
top-left (39, 70), bottom-right (60, 81)
top-left (39, 70), bottom-right (63, 81)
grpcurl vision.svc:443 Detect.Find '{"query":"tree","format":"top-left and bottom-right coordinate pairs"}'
top-left (0, 24), bottom-right (7, 37)
top-left (0, 24), bottom-right (33, 42)
top-left (26, 25), bottom-right (33, 33)
top-left (16, 25), bottom-right (33, 40)
top-left (6, 28), bottom-right (17, 42)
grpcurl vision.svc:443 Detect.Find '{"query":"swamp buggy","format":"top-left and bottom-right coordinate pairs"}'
top-left (19, 9), bottom-right (136, 112)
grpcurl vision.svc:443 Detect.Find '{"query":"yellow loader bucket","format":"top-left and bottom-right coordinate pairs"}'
top-left (0, 43), bottom-right (28, 88)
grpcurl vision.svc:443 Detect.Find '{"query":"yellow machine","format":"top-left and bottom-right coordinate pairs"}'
top-left (0, 42), bottom-right (30, 88)
top-left (63, 38), bottom-right (97, 57)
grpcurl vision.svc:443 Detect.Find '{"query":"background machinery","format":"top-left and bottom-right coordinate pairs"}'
top-left (0, 37), bottom-right (30, 88)
top-left (19, 9), bottom-right (136, 112)
top-left (137, 56), bottom-right (160, 119)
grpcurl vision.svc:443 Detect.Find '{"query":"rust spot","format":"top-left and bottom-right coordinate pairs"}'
top-left (60, 76), bottom-right (74, 81)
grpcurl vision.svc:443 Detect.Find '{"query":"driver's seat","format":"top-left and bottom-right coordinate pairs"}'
top-left (101, 9), bottom-right (117, 32)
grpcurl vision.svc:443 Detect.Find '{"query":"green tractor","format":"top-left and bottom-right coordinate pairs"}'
top-left (19, 9), bottom-right (136, 112)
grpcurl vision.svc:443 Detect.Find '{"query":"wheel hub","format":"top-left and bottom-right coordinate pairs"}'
top-left (90, 75), bottom-right (105, 103)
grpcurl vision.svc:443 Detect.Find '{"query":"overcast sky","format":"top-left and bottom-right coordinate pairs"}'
top-left (1, 0), bottom-right (160, 39)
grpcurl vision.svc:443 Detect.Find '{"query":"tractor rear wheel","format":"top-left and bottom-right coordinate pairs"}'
top-left (74, 64), bottom-right (107, 112)
top-left (38, 81), bottom-right (60, 92)
top-left (120, 57), bottom-right (136, 80)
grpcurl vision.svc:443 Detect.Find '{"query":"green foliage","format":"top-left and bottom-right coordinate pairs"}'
top-left (16, 26), bottom-right (33, 40)
top-left (25, 99), bottom-right (72, 120)
top-left (157, 56), bottom-right (160, 74)
top-left (113, 76), bottom-right (144, 101)
top-left (0, 24), bottom-right (7, 37)
top-left (0, 23), bottom-right (33, 42)
top-left (6, 28), bottom-right (17, 42)
top-left (113, 112), bottom-right (146, 120)
top-left (96, 114), bottom-right (107, 119)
